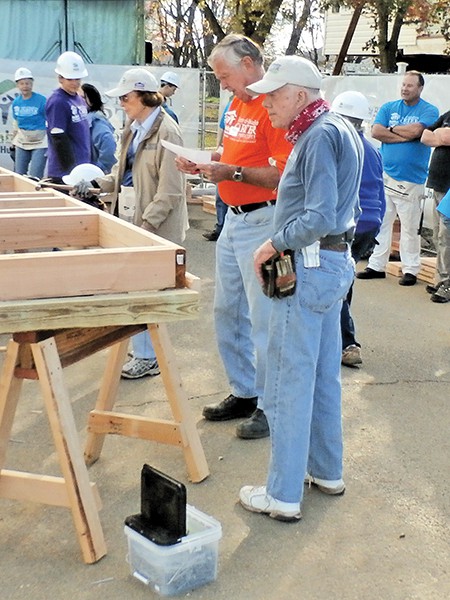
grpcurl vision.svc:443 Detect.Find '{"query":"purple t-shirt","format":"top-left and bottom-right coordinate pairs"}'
top-left (46, 88), bottom-right (91, 178)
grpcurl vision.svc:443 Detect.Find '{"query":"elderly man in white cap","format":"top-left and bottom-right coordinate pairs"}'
top-left (238, 56), bottom-right (363, 522)
top-left (74, 67), bottom-right (188, 380)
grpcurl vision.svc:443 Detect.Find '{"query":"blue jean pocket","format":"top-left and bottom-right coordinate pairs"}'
top-left (298, 256), bottom-right (354, 313)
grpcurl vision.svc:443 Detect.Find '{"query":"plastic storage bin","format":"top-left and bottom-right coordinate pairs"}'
top-left (125, 504), bottom-right (222, 596)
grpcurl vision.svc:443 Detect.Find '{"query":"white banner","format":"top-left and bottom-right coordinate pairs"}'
top-left (0, 59), bottom-right (200, 170)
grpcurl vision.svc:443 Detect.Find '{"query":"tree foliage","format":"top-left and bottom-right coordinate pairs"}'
top-left (146, 0), bottom-right (448, 72)
top-left (327, 0), bottom-right (450, 72)
top-left (146, 0), bottom-right (323, 67)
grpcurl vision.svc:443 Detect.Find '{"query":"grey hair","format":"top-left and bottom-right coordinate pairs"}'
top-left (208, 34), bottom-right (264, 68)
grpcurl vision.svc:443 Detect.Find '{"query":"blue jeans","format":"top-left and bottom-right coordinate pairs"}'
top-left (214, 205), bottom-right (274, 404)
top-left (14, 147), bottom-right (47, 179)
top-left (432, 190), bottom-right (450, 282)
top-left (215, 192), bottom-right (228, 233)
top-left (341, 227), bottom-right (378, 349)
top-left (265, 248), bottom-right (355, 504)
top-left (131, 331), bottom-right (156, 361)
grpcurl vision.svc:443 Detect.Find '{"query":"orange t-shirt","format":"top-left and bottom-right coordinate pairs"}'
top-left (218, 95), bottom-right (292, 206)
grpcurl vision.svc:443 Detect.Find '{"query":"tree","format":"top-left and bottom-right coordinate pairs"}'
top-left (147, 0), bottom-right (324, 68)
top-left (328, 1), bottom-right (450, 72)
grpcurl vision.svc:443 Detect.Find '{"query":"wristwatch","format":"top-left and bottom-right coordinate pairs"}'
top-left (232, 166), bottom-right (243, 182)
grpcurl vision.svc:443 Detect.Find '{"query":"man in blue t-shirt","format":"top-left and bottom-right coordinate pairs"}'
top-left (357, 71), bottom-right (439, 286)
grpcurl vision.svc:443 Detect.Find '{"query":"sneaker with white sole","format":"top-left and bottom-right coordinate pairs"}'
top-left (121, 357), bottom-right (160, 379)
top-left (304, 474), bottom-right (345, 495)
top-left (239, 485), bottom-right (301, 522)
top-left (341, 344), bottom-right (362, 366)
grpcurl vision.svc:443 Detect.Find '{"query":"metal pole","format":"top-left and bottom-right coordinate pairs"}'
top-left (200, 69), bottom-right (207, 151)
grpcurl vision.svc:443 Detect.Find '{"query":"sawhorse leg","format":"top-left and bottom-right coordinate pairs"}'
top-left (86, 324), bottom-right (209, 482)
top-left (0, 338), bottom-right (106, 564)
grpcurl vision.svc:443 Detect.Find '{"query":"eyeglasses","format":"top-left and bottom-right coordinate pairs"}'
top-left (119, 94), bottom-right (129, 102)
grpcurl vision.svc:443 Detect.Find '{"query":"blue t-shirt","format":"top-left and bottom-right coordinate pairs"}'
top-left (12, 92), bottom-right (46, 130)
top-left (374, 98), bottom-right (439, 184)
top-left (46, 87), bottom-right (91, 178)
top-left (357, 132), bottom-right (386, 234)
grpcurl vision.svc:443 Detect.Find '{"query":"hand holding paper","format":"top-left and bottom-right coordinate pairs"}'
top-left (161, 139), bottom-right (212, 164)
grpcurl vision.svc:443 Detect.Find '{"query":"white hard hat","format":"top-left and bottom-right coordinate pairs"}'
top-left (331, 91), bottom-right (371, 121)
top-left (62, 163), bottom-right (104, 185)
top-left (14, 67), bottom-right (33, 81)
top-left (106, 68), bottom-right (159, 97)
top-left (160, 71), bottom-right (180, 88)
top-left (55, 51), bottom-right (88, 79)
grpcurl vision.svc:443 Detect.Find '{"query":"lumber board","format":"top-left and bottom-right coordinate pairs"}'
top-left (0, 288), bottom-right (199, 332)
top-left (202, 195), bottom-right (217, 215)
top-left (88, 411), bottom-right (184, 446)
top-left (0, 247), bottom-right (177, 301)
top-left (12, 324), bottom-right (147, 373)
top-left (0, 470), bottom-right (101, 508)
top-left (386, 256), bottom-right (436, 284)
top-left (0, 211), bottom-right (99, 250)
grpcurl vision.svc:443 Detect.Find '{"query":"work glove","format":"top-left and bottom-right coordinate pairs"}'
top-left (71, 179), bottom-right (94, 198)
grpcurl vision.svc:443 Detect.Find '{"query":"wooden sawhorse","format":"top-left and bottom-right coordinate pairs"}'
top-left (0, 323), bottom-right (209, 563)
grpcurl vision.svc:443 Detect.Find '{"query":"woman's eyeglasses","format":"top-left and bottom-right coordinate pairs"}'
top-left (119, 94), bottom-right (130, 102)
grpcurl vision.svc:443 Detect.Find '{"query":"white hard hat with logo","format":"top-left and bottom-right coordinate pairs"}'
top-left (14, 67), bottom-right (34, 81)
top-left (160, 71), bottom-right (180, 88)
top-left (62, 163), bottom-right (104, 185)
top-left (331, 91), bottom-right (371, 121)
top-left (55, 51), bottom-right (88, 79)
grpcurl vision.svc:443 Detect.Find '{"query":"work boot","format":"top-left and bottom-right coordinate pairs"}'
top-left (202, 394), bottom-right (257, 421)
top-left (356, 267), bottom-right (386, 279)
top-left (399, 273), bottom-right (417, 286)
top-left (236, 408), bottom-right (270, 439)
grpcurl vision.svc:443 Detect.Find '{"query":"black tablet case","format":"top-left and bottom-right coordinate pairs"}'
top-left (125, 464), bottom-right (187, 546)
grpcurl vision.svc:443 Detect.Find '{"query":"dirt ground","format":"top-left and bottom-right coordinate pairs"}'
top-left (1, 204), bottom-right (449, 600)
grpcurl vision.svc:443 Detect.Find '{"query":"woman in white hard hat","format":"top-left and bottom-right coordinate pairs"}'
top-left (74, 67), bottom-right (188, 380)
top-left (158, 70), bottom-right (180, 123)
top-left (45, 51), bottom-right (91, 183)
top-left (11, 67), bottom-right (47, 178)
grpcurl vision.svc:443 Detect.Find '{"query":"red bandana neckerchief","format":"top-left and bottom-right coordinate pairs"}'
top-left (286, 98), bottom-right (330, 145)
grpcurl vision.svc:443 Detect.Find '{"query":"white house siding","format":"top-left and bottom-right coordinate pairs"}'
top-left (324, 7), bottom-right (446, 56)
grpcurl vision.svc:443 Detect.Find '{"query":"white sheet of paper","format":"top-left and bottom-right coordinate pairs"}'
top-left (161, 139), bottom-right (212, 164)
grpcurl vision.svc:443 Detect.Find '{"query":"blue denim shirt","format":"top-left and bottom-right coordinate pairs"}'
top-left (272, 112), bottom-right (363, 252)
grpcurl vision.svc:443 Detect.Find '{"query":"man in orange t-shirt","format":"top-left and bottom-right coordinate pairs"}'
top-left (177, 34), bottom-right (291, 439)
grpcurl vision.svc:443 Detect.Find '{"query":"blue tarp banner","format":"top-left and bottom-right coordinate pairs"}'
top-left (0, 0), bottom-right (143, 65)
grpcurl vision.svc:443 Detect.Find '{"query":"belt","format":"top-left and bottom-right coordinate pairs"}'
top-left (229, 200), bottom-right (276, 215)
top-left (320, 229), bottom-right (354, 252)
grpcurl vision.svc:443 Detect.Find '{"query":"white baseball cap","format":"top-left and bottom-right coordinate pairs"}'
top-left (247, 56), bottom-right (322, 94)
top-left (106, 68), bottom-right (159, 97)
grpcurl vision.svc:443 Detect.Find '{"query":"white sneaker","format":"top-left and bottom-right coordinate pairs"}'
top-left (304, 474), bottom-right (345, 495)
top-left (121, 358), bottom-right (160, 379)
top-left (239, 485), bottom-right (301, 522)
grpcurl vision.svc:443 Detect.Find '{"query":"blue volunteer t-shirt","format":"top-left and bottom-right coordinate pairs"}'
top-left (374, 97), bottom-right (439, 184)
top-left (12, 92), bottom-right (47, 130)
